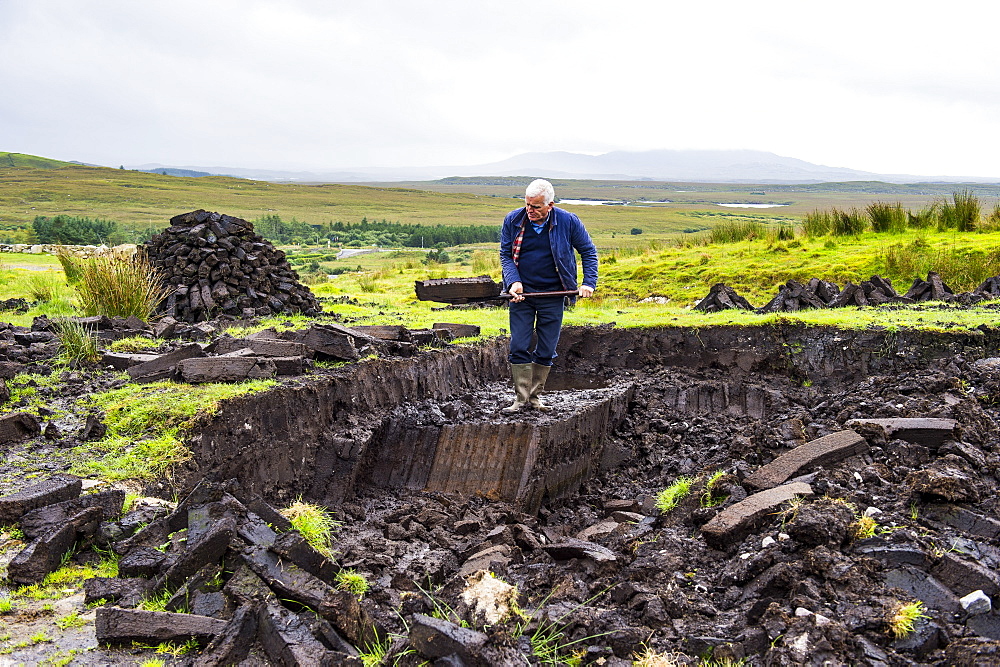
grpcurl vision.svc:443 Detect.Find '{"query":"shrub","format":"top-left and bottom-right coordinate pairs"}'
top-left (55, 248), bottom-right (87, 284)
top-left (867, 201), bottom-right (907, 234)
top-left (802, 210), bottom-right (832, 237)
top-left (830, 207), bottom-right (867, 236)
top-left (709, 220), bottom-right (765, 244)
top-left (937, 189), bottom-right (981, 232)
top-left (74, 252), bottom-right (168, 319)
top-left (630, 228), bottom-right (644, 235)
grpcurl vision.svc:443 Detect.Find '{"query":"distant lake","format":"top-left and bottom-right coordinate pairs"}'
top-left (559, 199), bottom-right (625, 206)
top-left (716, 203), bottom-right (788, 208)
top-left (559, 199), bottom-right (673, 206)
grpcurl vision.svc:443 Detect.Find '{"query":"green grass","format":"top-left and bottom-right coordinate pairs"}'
top-left (74, 252), bottom-right (167, 319)
top-left (656, 476), bottom-right (695, 513)
top-left (52, 318), bottom-right (100, 367)
top-left (280, 499), bottom-right (339, 559)
top-left (888, 600), bottom-right (929, 638)
top-left (54, 610), bottom-right (86, 629)
top-left (107, 335), bottom-right (158, 353)
top-left (11, 561), bottom-right (114, 601)
top-left (70, 379), bottom-right (276, 481)
top-left (334, 568), bottom-right (370, 596)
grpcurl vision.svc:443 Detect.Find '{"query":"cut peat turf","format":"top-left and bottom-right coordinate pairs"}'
top-left (2, 323), bottom-right (1000, 665)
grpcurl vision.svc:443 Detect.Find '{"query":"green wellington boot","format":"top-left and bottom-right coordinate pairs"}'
top-left (501, 363), bottom-right (534, 413)
top-left (528, 363), bottom-right (552, 411)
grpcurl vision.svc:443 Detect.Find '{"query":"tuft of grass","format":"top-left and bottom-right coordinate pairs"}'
top-left (700, 470), bottom-right (729, 508)
top-left (138, 588), bottom-right (174, 613)
top-left (831, 207), bottom-right (867, 236)
top-left (12, 562), bottom-right (105, 601)
top-left (334, 568), bottom-right (370, 597)
top-left (52, 318), bottom-right (100, 367)
top-left (74, 251), bottom-right (168, 320)
top-left (777, 496), bottom-right (806, 530)
top-left (356, 273), bottom-right (380, 293)
top-left (851, 515), bottom-right (879, 540)
top-left (24, 272), bottom-right (70, 303)
top-left (709, 220), bottom-right (765, 244)
top-left (656, 476), bottom-right (695, 513)
top-left (632, 646), bottom-right (687, 666)
top-left (868, 201), bottom-right (908, 234)
top-left (55, 610), bottom-right (86, 629)
top-left (938, 189), bottom-right (980, 232)
top-left (107, 336), bottom-right (157, 353)
top-left (281, 499), bottom-right (339, 559)
top-left (54, 248), bottom-right (87, 284)
top-left (0, 598), bottom-right (13, 613)
top-left (888, 600), bottom-right (929, 638)
top-left (155, 639), bottom-right (200, 656)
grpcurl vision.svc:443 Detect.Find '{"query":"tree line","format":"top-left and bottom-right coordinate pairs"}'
top-left (253, 215), bottom-right (499, 247)
top-left (27, 214), bottom-right (498, 248)
top-left (31, 215), bottom-right (155, 245)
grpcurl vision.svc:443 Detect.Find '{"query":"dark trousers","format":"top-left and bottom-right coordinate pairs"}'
top-left (508, 297), bottom-right (565, 366)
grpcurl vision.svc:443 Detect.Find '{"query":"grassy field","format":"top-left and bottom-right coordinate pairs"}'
top-left (3, 154), bottom-right (1000, 333)
top-left (3, 155), bottom-right (1000, 497)
top-left (6, 156), bottom-right (1000, 250)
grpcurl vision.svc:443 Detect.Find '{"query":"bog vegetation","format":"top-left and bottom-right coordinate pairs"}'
top-left (3, 160), bottom-right (1000, 486)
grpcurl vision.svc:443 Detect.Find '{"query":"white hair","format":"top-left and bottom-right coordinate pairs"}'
top-left (525, 179), bottom-right (555, 204)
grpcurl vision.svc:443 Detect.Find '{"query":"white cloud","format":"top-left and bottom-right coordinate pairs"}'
top-left (2, 0), bottom-right (999, 177)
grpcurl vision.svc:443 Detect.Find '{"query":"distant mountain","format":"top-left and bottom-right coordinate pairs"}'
top-left (130, 150), bottom-right (1000, 184)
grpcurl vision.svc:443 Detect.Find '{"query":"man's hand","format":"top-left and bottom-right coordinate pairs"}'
top-left (578, 285), bottom-right (594, 298)
top-left (509, 282), bottom-right (525, 302)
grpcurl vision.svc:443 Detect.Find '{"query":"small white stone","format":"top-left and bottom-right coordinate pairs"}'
top-left (762, 536), bottom-right (776, 548)
top-left (794, 607), bottom-right (813, 617)
top-left (854, 472), bottom-right (863, 482)
top-left (864, 507), bottom-right (883, 518)
top-left (814, 613), bottom-right (832, 627)
top-left (778, 533), bottom-right (791, 541)
top-left (740, 553), bottom-right (752, 560)
top-left (961, 590), bottom-right (992, 615)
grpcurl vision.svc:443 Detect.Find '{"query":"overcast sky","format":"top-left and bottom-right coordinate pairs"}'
top-left (3, 1), bottom-right (999, 178)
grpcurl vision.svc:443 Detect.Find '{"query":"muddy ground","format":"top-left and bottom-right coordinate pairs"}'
top-left (2, 320), bottom-right (1000, 665)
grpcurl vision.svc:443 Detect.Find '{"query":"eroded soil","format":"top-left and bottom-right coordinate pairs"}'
top-left (2, 323), bottom-right (1000, 665)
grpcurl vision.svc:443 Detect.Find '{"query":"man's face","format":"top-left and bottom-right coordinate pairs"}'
top-left (525, 194), bottom-right (553, 222)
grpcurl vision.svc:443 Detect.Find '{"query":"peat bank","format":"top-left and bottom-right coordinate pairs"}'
top-left (6, 322), bottom-right (1000, 665)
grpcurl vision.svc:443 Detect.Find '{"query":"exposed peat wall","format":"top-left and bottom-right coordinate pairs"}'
top-left (180, 324), bottom-right (1000, 508)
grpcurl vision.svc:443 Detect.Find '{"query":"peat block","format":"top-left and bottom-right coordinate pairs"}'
top-left (0, 473), bottom-right (81, 525)
top-left (745, 430), bottom-right (868, 489)
top-left (96, 607), bottom-right (227, 644)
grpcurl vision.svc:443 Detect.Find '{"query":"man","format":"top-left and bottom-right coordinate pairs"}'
top-left (499, 179), bottom-right (598, 412)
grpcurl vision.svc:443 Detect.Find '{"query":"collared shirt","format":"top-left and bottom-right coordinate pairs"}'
top-left (512, 213), bottom-right (549, 265)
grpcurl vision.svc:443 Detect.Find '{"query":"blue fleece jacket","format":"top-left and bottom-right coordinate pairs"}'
top-left (499, 206), bottom-right (598, 292)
